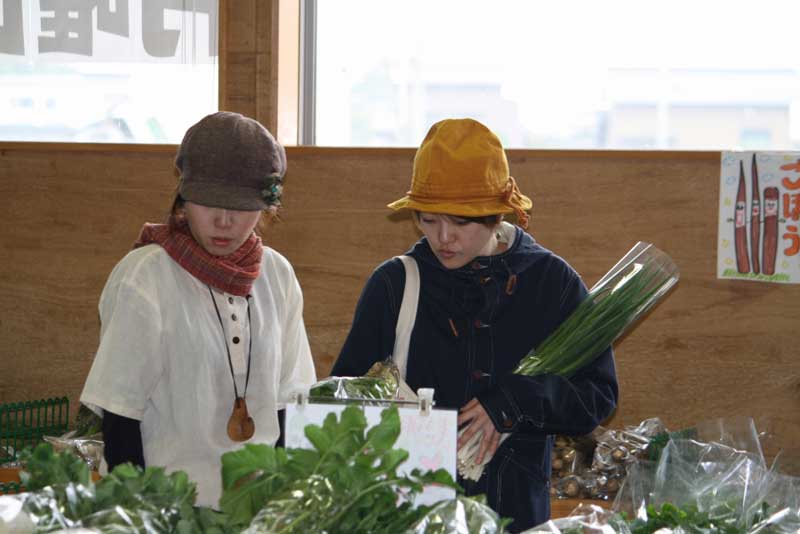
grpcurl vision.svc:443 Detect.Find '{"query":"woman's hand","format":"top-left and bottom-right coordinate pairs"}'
top-left (457, 398), bottom-right (501, 465)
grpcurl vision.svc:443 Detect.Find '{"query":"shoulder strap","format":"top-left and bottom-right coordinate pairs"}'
top-left (393, 255), bottom-right (419, 380)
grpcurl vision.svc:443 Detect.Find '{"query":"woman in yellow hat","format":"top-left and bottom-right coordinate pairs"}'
top-left (331, 118), bottom-right (618, 532)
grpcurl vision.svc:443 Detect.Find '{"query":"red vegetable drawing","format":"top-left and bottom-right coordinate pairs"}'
top-left (762, 187), bottom-right (779, 275)
top-left (734, 161), bottom-right (750, 273)
top-left (750, 154), bottom-right (761, 274)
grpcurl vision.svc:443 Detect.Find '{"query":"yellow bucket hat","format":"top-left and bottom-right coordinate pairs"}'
top-left (388, 118), bottom-right (532, 228)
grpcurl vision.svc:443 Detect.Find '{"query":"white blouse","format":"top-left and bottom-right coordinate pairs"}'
top-left (81, 244), bottom-right (317, 507)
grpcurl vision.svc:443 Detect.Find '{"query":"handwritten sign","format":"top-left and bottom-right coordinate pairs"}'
top-left (285, 403), bottom-right (457, 506)
top-left (718, 151), bottom-right (800, 284)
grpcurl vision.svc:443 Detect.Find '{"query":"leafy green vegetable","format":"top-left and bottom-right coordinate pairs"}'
top-left (19, 441), bottom-right (91, 490)
top-left (310, 375), bottom-right (397, 400)
top-left (615, 502), bottom-right (753, 534)
top-left (16, 407), bottom-right (476, 534)
top-left (220, 405), bottom-right (459, 533)
top-left (73, 404), bottom-right (103, 437)
top-left (18, 442), bottom-right (236, 533)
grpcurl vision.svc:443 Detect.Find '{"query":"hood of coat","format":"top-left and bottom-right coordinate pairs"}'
top-left (405, 222), bottom-right (553, 318)
top-left (408, 222), bottom-right (548, 276)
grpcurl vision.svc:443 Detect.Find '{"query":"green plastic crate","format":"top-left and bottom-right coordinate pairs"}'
top-left (0, 397), bottom-right (69, 463)
top-left (0, 479), bottom-right (23, 494)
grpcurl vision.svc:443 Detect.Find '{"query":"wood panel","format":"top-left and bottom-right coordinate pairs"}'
top-left (220, 0), bottom-right (279, 132)
top-left (550, 499), bottom-right (610, 519)
top-left (0, 144), bottom-right (797, 475)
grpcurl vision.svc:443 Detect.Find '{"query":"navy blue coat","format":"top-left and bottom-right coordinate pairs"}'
top-left (332, 225), bottom-right (618, 532)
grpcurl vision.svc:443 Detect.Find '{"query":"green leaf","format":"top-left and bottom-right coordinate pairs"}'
top-left (18, 442), bottom-right (91, 490)
top-left (220, 443), bottom-right (275, 490)
top-left (376, 448), bottom-right (408, 474)
top-left (365, 406), bottom-right (401, 455)
top-left (285, 448), bottom-right (319, 479)
top-left (305, 423), bottom-right (332, 453)
top-left (339, 405), bottom-right (369, 435)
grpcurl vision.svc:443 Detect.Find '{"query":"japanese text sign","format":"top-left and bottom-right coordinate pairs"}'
top-left (0, 0), bottom-right (217, 62)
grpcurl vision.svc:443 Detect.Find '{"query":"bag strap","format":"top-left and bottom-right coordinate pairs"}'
top-left (394, 255), bottom-right (419, 380)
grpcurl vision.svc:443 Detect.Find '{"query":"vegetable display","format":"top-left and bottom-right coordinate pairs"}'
top-left (16, 443), bottom-right (231, 533)
top-left (220, 405), bottom-right (456, 533)
top-left (521, 420), bottom-right (800, 534)
top-left (2, 406), bottom-right (507, 533)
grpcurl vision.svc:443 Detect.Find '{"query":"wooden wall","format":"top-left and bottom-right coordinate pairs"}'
top-left (219, 0), bottom-right (280, 132)
top-left (1, 144), bottom-right (798, 473)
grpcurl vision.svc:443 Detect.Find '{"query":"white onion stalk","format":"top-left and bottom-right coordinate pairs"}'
top-left (457, 430), bottom-right (511, 481)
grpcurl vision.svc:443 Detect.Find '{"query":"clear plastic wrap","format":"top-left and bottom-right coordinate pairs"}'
top-left (615, 416), bottom-right (770, 521)
top-left (41, 437), bottom-right (104, 474)
top-left (15, 481), bottom-right (181, 533)
top-left (17, 484), bottom-right (96, 531)
top-left (549, 435), bottom-right (595, 499)
top-left (407, 495), bottom-right (507, 534)
top-left (548, 419), bottom-right (665, 502)
top-left (529, 417), bottom-right (800, 534)
top-left (521, 503), bottom-right (622, 534)
top-left (309, 360), bottom-right (417, 402)
top-left (592, 418), bottom-right (666, 472)
top-left (0, 493), bottom-right (37, 533)
top-left (241, 475), bottom-right (336, 534)
top-left (2, 444), bottom-right (206, 534)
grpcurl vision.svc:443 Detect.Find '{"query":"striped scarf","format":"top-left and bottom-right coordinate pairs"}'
top-left (133, 216), bottom-right (262, 296)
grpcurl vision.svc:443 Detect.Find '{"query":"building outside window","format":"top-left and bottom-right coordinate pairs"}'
top-left (311, 0), bottom-right (800, 150)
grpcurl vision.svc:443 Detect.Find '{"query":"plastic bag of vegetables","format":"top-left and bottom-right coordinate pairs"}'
top-left (12, 444), bottom-right (231, 534)
top-left (309, 360), bottom-right (417, 402)
top-left (459, 242), bottom-right (680, 481)
top-left (407, 494), bottom-right (509, 534)
top-left (524, 419), bottom-right (800, 534)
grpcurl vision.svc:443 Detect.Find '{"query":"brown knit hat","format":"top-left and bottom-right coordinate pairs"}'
top-left (388, 118), bottom-right (532, 227)
top-left (176, 111), bottom-right (286, 211)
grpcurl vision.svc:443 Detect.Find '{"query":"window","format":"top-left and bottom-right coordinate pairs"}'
top-left (0, 0), bottom-right (218, 143)
top-left (310, 0), bottom-right (800, 150)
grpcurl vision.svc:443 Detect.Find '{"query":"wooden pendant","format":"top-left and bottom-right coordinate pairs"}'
top-left (227, 397), bottom-right (255, 442)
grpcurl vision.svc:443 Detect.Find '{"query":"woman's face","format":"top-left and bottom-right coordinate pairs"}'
top-left (415, 212), bottom-right (499, 269)
top-left (183, 201), bottom-right (262, 256)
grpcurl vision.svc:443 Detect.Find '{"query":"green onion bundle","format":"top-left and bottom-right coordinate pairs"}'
top-left (515, 241), bottom-right (679, 377)
top-left (458, 242), bottom-right (679, 481)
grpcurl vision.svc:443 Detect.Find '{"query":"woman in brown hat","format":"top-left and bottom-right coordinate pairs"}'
top-left (80, 112), bottom-right (317, 507)
top-left (332, 118), bottom-right (618, 532)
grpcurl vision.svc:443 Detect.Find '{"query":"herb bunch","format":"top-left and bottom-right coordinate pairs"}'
top-left (220, 405), bottom-right (457, 534)
top-left (18, 443), bottom-right (234, 533)
top-left (615, 501), bottom-right (768, 534)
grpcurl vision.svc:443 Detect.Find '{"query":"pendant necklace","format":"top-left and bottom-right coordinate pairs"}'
top-left (208, 286), bottom-right (255, 442)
